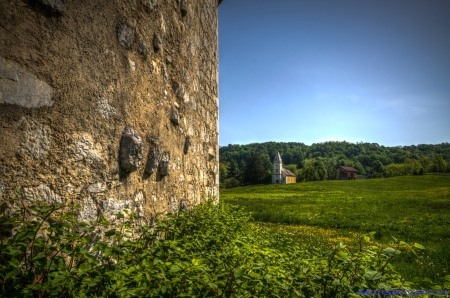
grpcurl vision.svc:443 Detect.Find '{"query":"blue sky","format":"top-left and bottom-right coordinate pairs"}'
top-left (218, 0), bottom-right (450, 147)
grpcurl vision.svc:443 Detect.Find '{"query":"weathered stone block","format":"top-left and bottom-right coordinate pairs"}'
top-left (171, 81), bottom-right (188, 102)
top-left (138, 39), bottom-right (149, 58)
top-left (184, 136), bottom-right (191, 154)
top-left (145, 146), bottom-right (160, 174)
top-left (170, 108), bottom-right (180, 125)
top-left (153, 33), bottom-right (162, 52)
top-left (159, 151), bottom-right (170, 176)
top-left (0, 56), bottom-right (54, 108)
top-left (117, 24), bottom-right (134, 49)
top-left (120, 126), bottom-right (143, 173)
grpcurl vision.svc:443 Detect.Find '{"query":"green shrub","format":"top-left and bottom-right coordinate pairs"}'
top-left (1, 197), bottom-right (444, 297)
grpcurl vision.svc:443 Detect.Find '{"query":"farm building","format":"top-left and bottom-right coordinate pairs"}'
top-left (272, 152), bottom-right (296, 184)
top-left (338, 166), bottom-right (359, 180)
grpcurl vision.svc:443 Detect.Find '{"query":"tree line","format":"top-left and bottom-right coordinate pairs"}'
top-left (219, 141), bottom-right (450, 187)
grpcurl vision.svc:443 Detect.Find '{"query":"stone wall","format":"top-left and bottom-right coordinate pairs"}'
top-left (0, 0), bottom-right (220, 224)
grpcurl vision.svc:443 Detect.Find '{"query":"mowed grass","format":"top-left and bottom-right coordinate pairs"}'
top-left (221, 175), bottom-right (450, 285)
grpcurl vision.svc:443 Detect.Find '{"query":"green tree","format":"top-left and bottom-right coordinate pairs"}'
top-left (300, 165), bottom-right (319, 182)
top-left (243, 152), bottom-right (267, 185)
top-left (371, 160), bottom-right (386, 178)
top-left (403, 158), bottom-right (421, 175)
top-left (314, 160), bottom-right (327, 181)
top-left (219, 162), bottom-right (228, 183)
top-left (222, 177), bottom-right (240, 188)
top-left (228, 160), bottom-right (240, 180)
top-left (431, 154), bottom-right (448, 173)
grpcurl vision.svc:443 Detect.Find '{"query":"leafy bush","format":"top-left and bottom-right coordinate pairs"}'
top-left (1, 197), bottom-right (445, 297)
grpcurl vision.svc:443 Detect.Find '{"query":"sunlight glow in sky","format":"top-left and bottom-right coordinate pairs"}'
top-left (218, 0), bottom-right (450, 147)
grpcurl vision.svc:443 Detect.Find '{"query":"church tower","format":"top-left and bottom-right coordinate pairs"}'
top-left (272, 152), bottom-right (283, 184)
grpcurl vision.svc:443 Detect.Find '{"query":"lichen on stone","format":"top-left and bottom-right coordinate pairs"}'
top-left (18, 118), bottom-right (51, 160)
top-left (24, 184), bottom-right (62, 204)
top-left (97, 97), bottom-right (116, 120)
top-left (71, 133), bottom-right (104, 162)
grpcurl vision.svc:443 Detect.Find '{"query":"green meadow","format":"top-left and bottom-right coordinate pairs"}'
top-left (221, 175), bottom-right (450, 285)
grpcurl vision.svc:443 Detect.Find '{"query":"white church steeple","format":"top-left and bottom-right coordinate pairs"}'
top-left (272, 152), bottom-right (282, 184)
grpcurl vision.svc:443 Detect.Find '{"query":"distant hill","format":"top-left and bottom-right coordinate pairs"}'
top-left (219, 141), bottom-right (450, 186)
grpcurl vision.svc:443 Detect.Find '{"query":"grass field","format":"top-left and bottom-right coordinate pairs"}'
top-left (221, 175), bottom-right (450, 285)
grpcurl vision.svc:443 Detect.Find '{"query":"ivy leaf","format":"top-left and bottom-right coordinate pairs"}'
top-left (234, 268), bottom-right (244, 278)
top-left (364, 269), bottom-right (382, 280)
top-left (78, 262), bottom-right (91, 275)
top-left (382, 247), bottom-right (400, 257)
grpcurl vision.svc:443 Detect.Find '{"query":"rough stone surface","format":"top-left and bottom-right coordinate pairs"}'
top-left (18, 118), bottom-right (51, 159)
top-left (143, 0), bottom-right (157, 12)
top-left (170, 108), bottom-right (180, 125)
top-left (71, 133), bottom-right (104, 162)
top-left (153, 33), bottom-right (162, 52)
top-left (102, 198), bottom-right (130, 220)
top-left (145, 146), bottom-right (160, 174)
top-left (117, 24), bottom-right (134, 49)
top-left (180, 200), bottom-right (189, 211)
top-left (133, 191), bottom-right (145, 218)
top-left (0, 0), bottom-right (220, 222)
top-left (138, 39), bottom-right (149, 58)
top-left (171, 81), bottom-right (187, 102)
top-left (184, 136), bottom-right (191, 154)
top-left (24, 184), bottom-right (62, 204)
top-left (102, 191), bottom-right (145, 222)
top-left (97, 97), bottom-right (116, 119)
top-left (159, 151), bottom-right (170, 176)
top-left (208, 147), bottom-right (215, 161)
top-left (88, 182), bottom-right (106, 193)
top-left (0, 56), bottom-right (54, 108)
top-left (120, 126), bottom-right (143, 173)
top-left (129, 59), bottom-right (136, 71)
top-left (78, 196), bottom-right (98, 222)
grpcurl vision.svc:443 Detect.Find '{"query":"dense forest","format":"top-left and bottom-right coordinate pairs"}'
top-left (219, 141), bottom-right (450, 187)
